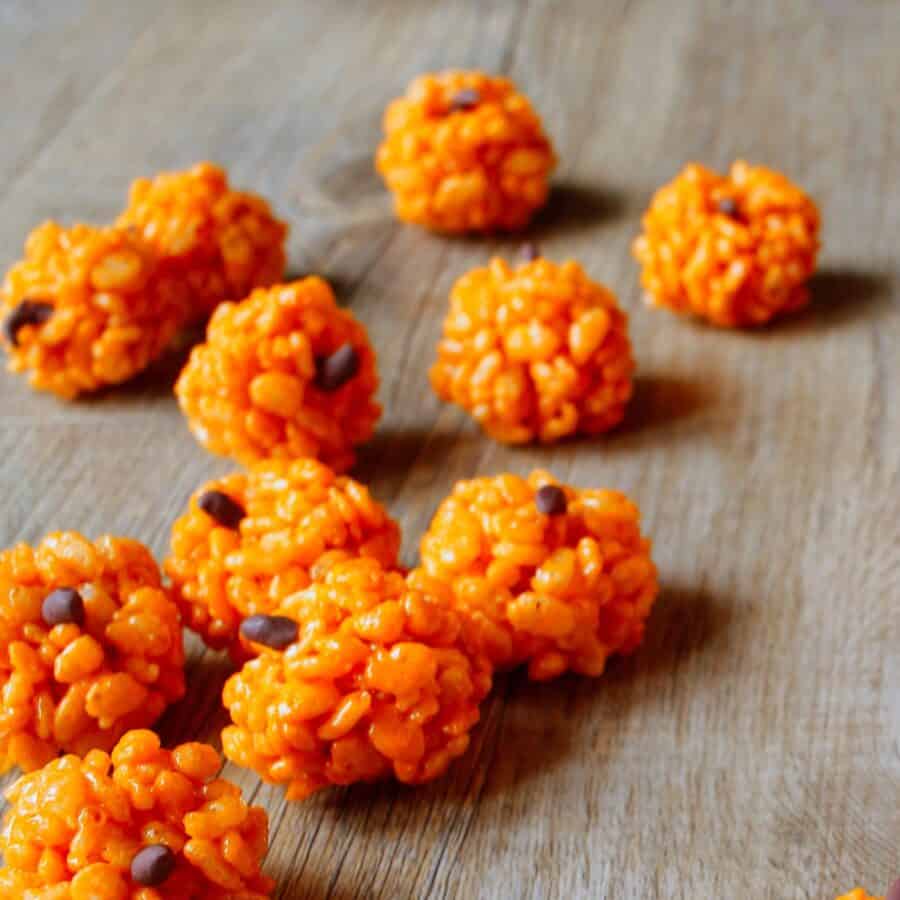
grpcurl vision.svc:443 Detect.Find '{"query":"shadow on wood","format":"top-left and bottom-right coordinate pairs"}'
top-left (524, 179), bottom-right (629, 239)
top-left (608, 582), bottom-right (735, 687)
top-left (763, 266), bottom-right (893, 336)
top-left (155, 648), bottom-right (236, 749)
top-left (352, 422), bottom-right (479, 501)
top-left (79, 323), bottom-right (206, 404)
top-left (475, 582), bottom-right (735, 800)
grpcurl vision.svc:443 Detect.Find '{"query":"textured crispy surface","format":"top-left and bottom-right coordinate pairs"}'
top-left (376, 71), bottom-right (555, 232)
top-left (632, 161), bottom-right (820, 327)
top-left (118, 162), bottom-right (287, 321)
top-left (0, 729), bottom-right (273, 898)
top-left (175, 278), bottom-right (380, 469)
top-left (165, 459), bottom-right (400, 658)
top-left (0, 534), bottom-right (185, 774)
top-left (420, 471), bottom-right (657, 680)
top-left (222, 558), bottom-right (492, 800)
top-left (0, 223), bottom-right (184, 398)
top-left (430, 257), bottom-right (634, 443)
top-left (2, 3), bottom-right (898, 896)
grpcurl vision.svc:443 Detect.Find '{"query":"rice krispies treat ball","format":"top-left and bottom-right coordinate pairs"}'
top-left (0, 729), bottom-right (273, 898)
top-left (430, 255), bottom-right (634, 444)
top-left (1, 222), bottom-right (185, 398)
top-left (419, 471), bottom-right (658, 681)
top-left (165, 459), bottom-right (401, 658)
top-left (0, 533), bottom-right (185, 774)
top-left (117, 162), bottom-right (287, 321)
top-left (632, 161), bottom-right (820, 327)
top-left (837, 882), bottom-right (900, 900)
top-left (376, 71), bottom-right (556, 232)
top-left (175, 277), bottom-right (380, 470)
top-left (222, 557), bottom-right (493, 800)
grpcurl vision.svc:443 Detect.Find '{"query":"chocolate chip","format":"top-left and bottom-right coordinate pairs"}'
top-left (520, 242), bottom-right (540, 262)
top-left (886, 879), bottom-right (900, 900)
top-left (240, 614), bottom-right (299, 649)
top-left (448, 88), bottom-right (480, 111)
top-left (197, 490), bottom-right (245, 530)
top-left (315, 343), bottom-right (359, 392)
top-left (131, 844), bottom-right (176, 886)
top-left (535, 484), bottom-right (567, 516)
top-left (3, 300), bottom-right (54, 347)
top-left (716, 197), bottom-right (740, 217)
top-left (41, 588), bottom-right (85, 628)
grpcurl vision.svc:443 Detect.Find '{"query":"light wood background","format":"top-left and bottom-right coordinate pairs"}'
top-left (1, 1), bottom-right (898, 898)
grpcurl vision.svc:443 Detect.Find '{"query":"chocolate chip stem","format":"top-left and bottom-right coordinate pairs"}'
top-left (3, 300), bottom-right (54, 347)
top-left (197, 490), bottom-right (245, 530)
top-left (240, 614), bottom-right (299, 649)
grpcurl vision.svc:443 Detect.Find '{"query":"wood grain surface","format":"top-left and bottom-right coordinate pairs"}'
top-left (1, 1), bottom-right (898, 897)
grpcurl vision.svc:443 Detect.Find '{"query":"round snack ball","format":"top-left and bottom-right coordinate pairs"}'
top-left (376, 71), bottom-right (556, 232)
top-left (430, 256), bottom-right (634, 444)
top-left (632, 161), bottom-right (820, 327)
top-left (175, 277), bottom-right (380, 470)
top-left (1, 222), bottom-right (185, 398)
top-left (221, 557), bottom-right (493, 800)
top-left (419, 470), bottom-right (658, 681)
top-left (0, 729), bottom-right (273, 898)
top-left (165, 458), bottom-right (401, 658)
top-left (0, 533), bottom-right (185, 774)
top-left (117, 161), bottom-right (287, 321)
top-left (836, 892), bottom-right (884, 900)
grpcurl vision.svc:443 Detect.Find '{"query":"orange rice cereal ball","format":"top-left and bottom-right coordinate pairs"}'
top-left (430, 253), bottom-right (634, 444)
top-left (221, 557), bottom-right (492, 800)
top-left (837, 882), bottom-right (900, 900)
top-left (117, 162), bottom-right (287, 321)
top-left (0, 533), bottom-right (185, 774)
top-left (0, 729), bottom-right (274, 898)
top-left (376, 71), bottom-right (556, 232)
top-left (175, 277), bottom-right (380, 469)
top-left (419, 471), bottom-right (658, 681)
top-left (165, 458), bottom-right (401, 658)
top-left (632, 160), bottom-right (820, 327)
top-left (837, 889), bottom-right (892, 900)
top-left (1, 222), bottom-right (185, 398)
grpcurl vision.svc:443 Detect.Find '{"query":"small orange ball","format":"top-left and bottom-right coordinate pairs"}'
top-left (175, 277), bottom-right (380, 469)
top-left (835, 891), bottom-right (882, 900)
top-left (632, 161), bottom-right (820, 327)
top-left (419, 470), bottom-right (658, 681)
top-left (1, 223), bottom-right (185, 398)
top-left (376, 71), bottom-right (556, 232)
top-left (0, 533), bottom-right (185, 773)
top-left (222, 557), bottom-right (492, 800)
top-left (430, 256), bottom-right (634, 444)
top-left (165, 458), bottom-right (401, 657)
top-left (0, 729), bottom-right (273, 898)
top-left (118, 161), bottom-right (287, 321)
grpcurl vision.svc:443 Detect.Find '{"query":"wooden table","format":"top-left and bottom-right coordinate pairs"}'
top-left (1, 2), bottom-right (898, 897)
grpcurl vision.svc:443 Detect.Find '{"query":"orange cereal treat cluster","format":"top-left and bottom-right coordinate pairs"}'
top-left (221, 557), bottom-right (493, 800)
top-left (0, 533), bottom-right (185, 774)
top-left (166, 459), bottom-right (400, 657)
top-left (376, 71), bottom-right (556, 232)
top-left (1, 223), bottom-right (185, 398)
top-left (430, 254), bottom-right (634, 444)
top-left (419, 471), bottom-right (657, 681)
top-left (632, 161), bottom-right (820, 327)
top-left (837, 881), bottom-right (900, 900)
top-left (118, 161), bottom-right (287, 321)
top-left (0, 729), bottom-right (273, 898)
top-left (175, 277), bottom-right (380, 470)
